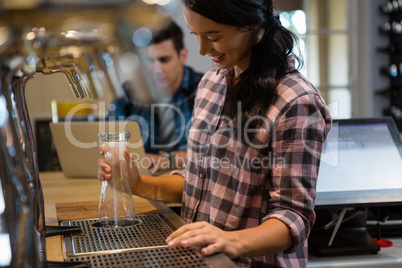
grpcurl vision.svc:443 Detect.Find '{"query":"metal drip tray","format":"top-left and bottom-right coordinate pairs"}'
top-left (59, 202), bottom-right (236, 267)
top-left (67, 246), bottom-right (211, 267)
top-left (60, 214), bottom-right (173, 256)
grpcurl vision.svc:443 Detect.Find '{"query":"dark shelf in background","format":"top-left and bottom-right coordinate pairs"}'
top-left (378, 1), bottom-right (402, 132)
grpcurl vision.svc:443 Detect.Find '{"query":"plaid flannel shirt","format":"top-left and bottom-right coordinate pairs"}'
top-left (173, 65), bottom-right (332, 267)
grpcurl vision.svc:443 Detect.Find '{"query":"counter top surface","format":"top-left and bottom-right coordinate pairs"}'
top-left (41, 171), bottom-right (110, 205)
top-left (41, 171), bottom-right (157, 261)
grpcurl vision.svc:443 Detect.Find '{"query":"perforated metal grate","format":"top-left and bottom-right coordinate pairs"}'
top-left (61, 214), bottom-right (173, 256)
top-left (67, 246), bottom-right (212, 268)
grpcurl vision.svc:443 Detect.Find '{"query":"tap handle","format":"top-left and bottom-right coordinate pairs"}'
top-left (47, 261), bottom-right (90, 268)
top-left (45, 225), bottom-right (82, 237)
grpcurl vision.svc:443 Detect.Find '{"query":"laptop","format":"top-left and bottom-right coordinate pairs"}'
top-left (49, 121), bottom-right (151, 178)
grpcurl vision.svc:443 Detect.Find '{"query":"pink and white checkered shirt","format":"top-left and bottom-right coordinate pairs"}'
top-left (174, 65), bottom-right (332, 267)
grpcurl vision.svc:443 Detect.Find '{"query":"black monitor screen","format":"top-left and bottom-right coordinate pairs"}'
top-left (315, 118), bottom-right (402, 207)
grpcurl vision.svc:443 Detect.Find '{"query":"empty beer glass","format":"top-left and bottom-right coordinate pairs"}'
top-left (97, 131), bottom-right (136, 228)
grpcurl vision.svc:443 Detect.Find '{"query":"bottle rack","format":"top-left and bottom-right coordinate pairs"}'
top-left (378, 0), bottom-right (402, 132)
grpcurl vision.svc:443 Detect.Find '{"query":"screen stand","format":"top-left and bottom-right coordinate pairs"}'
top-left (309, 207), bottom-right (380, 256)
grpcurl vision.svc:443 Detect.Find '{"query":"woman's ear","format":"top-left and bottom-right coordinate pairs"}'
top-left (256, 29), bottom-right (264, 43)
top-left (252, 23), bottom-right (264, 44)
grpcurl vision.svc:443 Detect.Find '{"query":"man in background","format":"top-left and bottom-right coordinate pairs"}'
top-left (108, 19), bottom-right (203, 174)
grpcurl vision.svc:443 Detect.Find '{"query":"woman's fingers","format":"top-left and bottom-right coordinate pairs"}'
top-left (97, 162), bottom-right (111, 181)
top-left (166, 222), bottom-right (211, 248)
top-left (97, 147), bottom-right (111, 181)
top-left (124, 149), bottom-right (131, 162)
top-left (97, 158), bottom-right (110, 172)
top-left (165, 222), bottom-right (238, 258)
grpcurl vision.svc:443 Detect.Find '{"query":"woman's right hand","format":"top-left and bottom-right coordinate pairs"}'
top-left (97, 147), bottom-right (140, 187)
top-left (97, 146), bottom-right (111, 181)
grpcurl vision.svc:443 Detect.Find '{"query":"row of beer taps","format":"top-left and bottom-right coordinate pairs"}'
top-left (0, 1), bottom-right (174, 267)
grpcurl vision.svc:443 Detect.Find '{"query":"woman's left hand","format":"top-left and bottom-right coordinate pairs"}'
top-left (165, 221), bottom-right (241, 259)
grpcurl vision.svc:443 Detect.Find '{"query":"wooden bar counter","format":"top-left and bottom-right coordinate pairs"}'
top-left (41, 171), bottom-right (157, 262)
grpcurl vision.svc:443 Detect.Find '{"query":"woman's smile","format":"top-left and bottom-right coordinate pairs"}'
top-left (209, 53), bottom-right (225, 63)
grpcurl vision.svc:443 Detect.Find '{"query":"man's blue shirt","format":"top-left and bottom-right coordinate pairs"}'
top-left (107, 66), bottom-right (203, 154)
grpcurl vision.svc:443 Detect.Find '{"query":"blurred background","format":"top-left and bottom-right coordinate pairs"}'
top-left (26, 0), bottom-right (392, 122)
top-left (24, 0), bottom-right (398, 171)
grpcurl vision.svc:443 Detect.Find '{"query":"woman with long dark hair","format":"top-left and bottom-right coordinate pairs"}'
top-left (98, 0), bottom-right (332, 266)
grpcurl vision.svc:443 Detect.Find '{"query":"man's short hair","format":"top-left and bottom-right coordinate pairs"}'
top-left (151, 19), bottom-right (184, 55)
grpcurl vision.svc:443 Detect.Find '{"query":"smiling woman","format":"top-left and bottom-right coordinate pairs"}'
top-left (98, 1), bottom-right (332, 267)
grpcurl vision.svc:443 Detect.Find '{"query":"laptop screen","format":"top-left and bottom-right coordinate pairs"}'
top-left (315, 117), bottom-right (402, 207)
